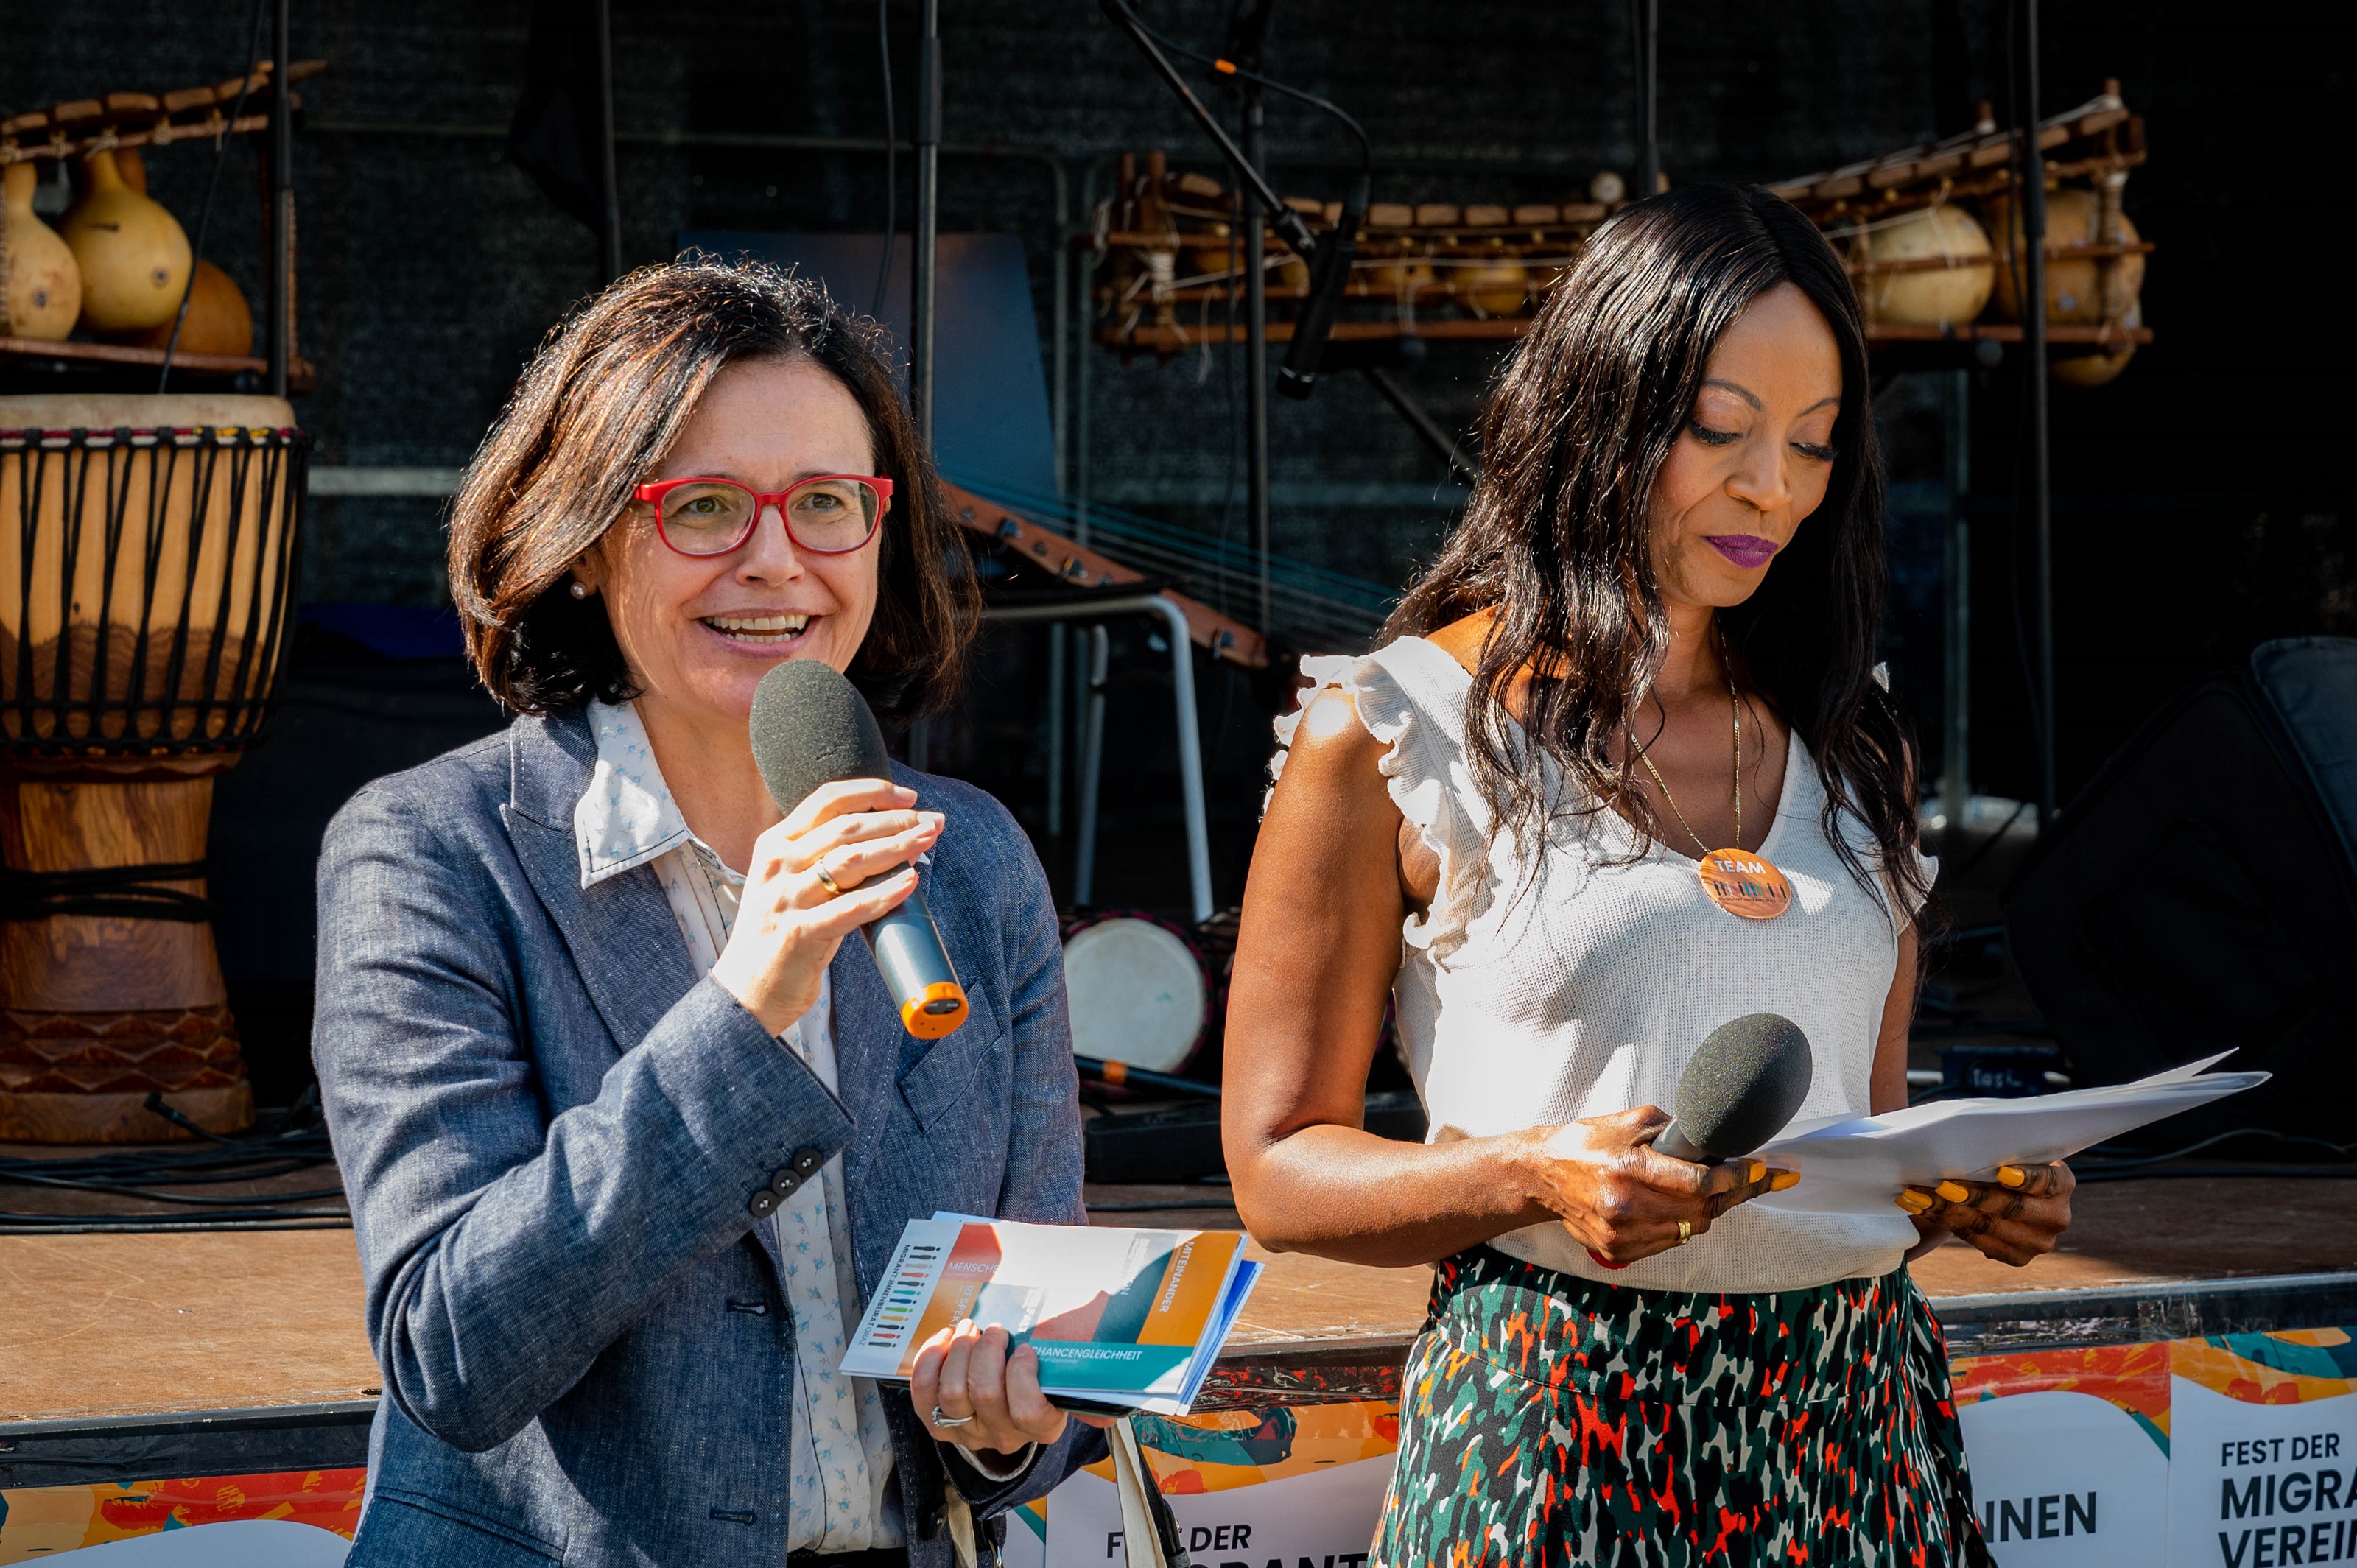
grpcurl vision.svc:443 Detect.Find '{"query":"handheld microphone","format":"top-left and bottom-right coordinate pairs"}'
top-left (1584, 1013), bottom-right (1813, 1271)
top-left (1652, 1013), bottom-right (1815, 1165)
top-left (748, 660), bottom-right (969, 1041)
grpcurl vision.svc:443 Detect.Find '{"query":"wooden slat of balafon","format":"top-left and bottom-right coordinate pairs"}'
top-left (1777, 90), bottom-right (2119, 197)
top-left (941, 482), bottom-right (1268, 670)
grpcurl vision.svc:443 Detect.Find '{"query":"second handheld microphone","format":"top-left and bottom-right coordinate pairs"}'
top-left (1585, 1013), bottom-right (1814, 1271)
top-left (1652, 1013), bottom-right (1815, 1166)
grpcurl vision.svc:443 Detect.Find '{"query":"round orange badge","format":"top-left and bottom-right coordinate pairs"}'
top-left (1697, 848), bottom-right (1793, 921)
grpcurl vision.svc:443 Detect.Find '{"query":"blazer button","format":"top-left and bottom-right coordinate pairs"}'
top-left (747, 1188), bottom-right (779, 1218)
top-left (769, 1170), bottom-right (801, 1199)
top-left (790, 1147), bottom-right (823, 1178)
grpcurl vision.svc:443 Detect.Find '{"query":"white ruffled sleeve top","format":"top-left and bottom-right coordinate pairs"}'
top-left (1268, 636), bottom-right (1933, 1295)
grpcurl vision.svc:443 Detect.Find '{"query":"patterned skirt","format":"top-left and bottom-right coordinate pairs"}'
top-left (1373, 1247), bottom-right (1997, 1567)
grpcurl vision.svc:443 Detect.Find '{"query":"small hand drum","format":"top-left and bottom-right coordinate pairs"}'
top-left (1061, 912), bottom-right (1210, 1077)
top-left (0, 395), bottom-right (306, 1142)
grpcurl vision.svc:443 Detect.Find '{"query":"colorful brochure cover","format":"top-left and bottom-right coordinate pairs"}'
top-left (841, 1217), bottom-right (1262, 1413)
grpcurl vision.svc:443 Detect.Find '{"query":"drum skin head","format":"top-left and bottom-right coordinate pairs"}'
top-left (0, 393), bottom-right (296, 432)
top-left (1061, 915), bottom-right (1208, 1073)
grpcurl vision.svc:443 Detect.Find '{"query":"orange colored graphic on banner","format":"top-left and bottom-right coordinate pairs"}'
top-left (1950, 1340), bottom-right (2174, 1449)
top-left (0, 1466), bottom-right (365, 1559)
top-left (1080, 1399), bottom-right (1402, 1497)
top-left (2170, 1326), bottom-right (2357, 1405)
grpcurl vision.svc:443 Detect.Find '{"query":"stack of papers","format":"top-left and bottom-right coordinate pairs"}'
top-left (1753, 1052), bottom-right (2270, 1215)
top-left (840, 1214), bottom-right (1262, 1415)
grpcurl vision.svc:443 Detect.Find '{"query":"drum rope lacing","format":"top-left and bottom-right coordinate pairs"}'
top-left (0, 859), bottom-right (214, 923)
top-left (0, 423), bottom-right (306, 759)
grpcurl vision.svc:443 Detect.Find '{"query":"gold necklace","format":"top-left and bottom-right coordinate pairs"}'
top-left (1631, 663), bottom-right (1793, 921)
top-left (1633, 671), bottom-right (1741, 857)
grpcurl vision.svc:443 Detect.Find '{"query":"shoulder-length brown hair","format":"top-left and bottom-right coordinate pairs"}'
top-left (448, 256), bottom-right (975, 719)
top-left (1389, 183), bottom-right (1926, 918)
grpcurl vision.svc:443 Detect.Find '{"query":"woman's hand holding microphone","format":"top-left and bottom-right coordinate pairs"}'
top-left (711, 778), bottom-right (939, 1035)
top-left (1508, 1115), bottom-right (2073, 1271)
top-left (1512, 1107), bottom-right (1796, 1268)
top-left (709, 784), bottom-right (1094, 1463)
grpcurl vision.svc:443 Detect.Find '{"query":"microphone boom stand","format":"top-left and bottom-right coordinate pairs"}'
top-left (1098, 2), bottom-right (1322, 285)
top-left (1100, 0), bottom-right (1370, 640)
top-left (906, 0), bottom-right (941, 771)
top-left (1243, 78), bottom-right (1271, 636)
top-left (911, 0), bottom-right (941, 446)
top-left (2018, 0), bottom-right (2056, 832)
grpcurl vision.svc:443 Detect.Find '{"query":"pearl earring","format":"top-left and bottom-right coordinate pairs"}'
top-left (569, 580), bottom-right (589, 600)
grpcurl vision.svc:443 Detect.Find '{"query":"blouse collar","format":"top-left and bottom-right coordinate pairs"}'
top-left (575, 697), bottom-right (701, 888)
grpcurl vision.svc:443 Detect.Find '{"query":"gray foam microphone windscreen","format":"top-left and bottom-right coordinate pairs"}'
top-left (749, 658), bottom-right (892, 812)
top-left (745, 657), bottom-right (969, 1038)
top-left (1655, 1013), bottom-right (1815, 1164)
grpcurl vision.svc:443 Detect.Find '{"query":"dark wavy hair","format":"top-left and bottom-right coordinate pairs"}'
top-left (448, 256), bottom-right (975, 719)
top-left (1387, 183), bottom-right (1927, 919)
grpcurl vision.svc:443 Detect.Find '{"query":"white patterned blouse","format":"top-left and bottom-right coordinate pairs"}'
top-left (576, 699), bottom-right (1024, 1553)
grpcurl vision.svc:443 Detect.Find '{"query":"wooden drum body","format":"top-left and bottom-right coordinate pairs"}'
top-left (0, 395), bottom-right (304, 1142)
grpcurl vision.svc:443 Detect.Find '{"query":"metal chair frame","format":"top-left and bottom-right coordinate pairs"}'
top-left (982, 592), bottom-right (1212, 925)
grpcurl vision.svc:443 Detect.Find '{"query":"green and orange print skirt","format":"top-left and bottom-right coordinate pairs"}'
top-left (1374, 1248), bottom-right (1998, 1567)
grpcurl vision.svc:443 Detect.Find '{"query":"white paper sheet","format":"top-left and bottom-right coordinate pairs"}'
top-left (1751, 1056), bottom-right (2269, 1215)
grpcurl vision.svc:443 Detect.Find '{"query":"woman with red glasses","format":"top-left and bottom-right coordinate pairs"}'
top-left (312, 259), bottom-right (1097, 1568)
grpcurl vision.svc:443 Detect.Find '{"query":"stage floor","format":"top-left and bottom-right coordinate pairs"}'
top-left (7, 1172), bottom-right (2356, 1426)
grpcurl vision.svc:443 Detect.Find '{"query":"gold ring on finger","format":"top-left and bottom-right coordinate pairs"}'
top-left (1676, 1219), bottom-right (1693, 1246)
top-left (815, 857), bottom-right (844, 896)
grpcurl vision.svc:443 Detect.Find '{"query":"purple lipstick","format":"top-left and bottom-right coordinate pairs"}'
top-left (1706, 534), bottom-right (1780, 570)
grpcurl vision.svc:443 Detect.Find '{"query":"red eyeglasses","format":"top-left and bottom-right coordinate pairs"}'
top-left (631, 474), bottom-right (894, 558)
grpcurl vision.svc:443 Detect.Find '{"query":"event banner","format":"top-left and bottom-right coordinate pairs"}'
top-left (1008, 1329), bottom-right (2356, 1568)
top-left (1951, 1327), bottom-right (2357, 1567)
top-left (0, 1469), bottom-right (362, 1561)
top-left (1002, 1401), bottom-right (1400, 1568)
top-left (7, 1329), bottom-right (2349, 1564)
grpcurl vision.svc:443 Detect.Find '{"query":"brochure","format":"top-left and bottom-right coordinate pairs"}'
top-left (1753, 1052), bottom-right (2271, 1215)
top-left (840, 1214), bottom-right (1262, 1415)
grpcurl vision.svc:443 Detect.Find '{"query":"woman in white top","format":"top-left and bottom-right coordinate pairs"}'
top-left (1226, 186), bottom-right (2070, 1567)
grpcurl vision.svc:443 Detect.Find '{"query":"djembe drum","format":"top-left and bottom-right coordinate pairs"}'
top-left (0, 394), bottom-right (305, 1142)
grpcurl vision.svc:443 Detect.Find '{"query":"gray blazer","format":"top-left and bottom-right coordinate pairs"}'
top-left (313, 708), bottom-right (1097, 1567)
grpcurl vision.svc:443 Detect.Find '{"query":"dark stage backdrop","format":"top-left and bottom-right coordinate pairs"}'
top-left (4, 3), bottom-right (2347, 1061)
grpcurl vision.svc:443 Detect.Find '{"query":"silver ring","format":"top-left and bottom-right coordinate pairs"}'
top-left (931, 1404), bottom-right (974, 1429)
top-left (815, 857), bottom-right (844, 896)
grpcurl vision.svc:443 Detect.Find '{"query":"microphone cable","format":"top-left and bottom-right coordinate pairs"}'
top-left (2070, 1125), bottom-right (2357, 1184)
top-left (1120, 10), bottom-right (1371, 177)
top-left (871, 0), bottom-right (896, 320)
top-left (0, 1085), bottom-right (351, 1234)
top-left (1100, 0), bottom-right (1372, 395)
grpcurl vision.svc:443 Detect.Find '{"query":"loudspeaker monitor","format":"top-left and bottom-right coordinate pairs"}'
top-left (2004, 638), bottom-right (2356, 1150)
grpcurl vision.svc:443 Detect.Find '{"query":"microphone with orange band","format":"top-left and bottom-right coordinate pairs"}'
top-left (750, 660), bottom-right (969, 1041)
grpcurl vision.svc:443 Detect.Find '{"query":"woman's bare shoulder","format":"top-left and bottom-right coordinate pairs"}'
top-left (1279, 684), bottom-right (1391, 788)
top-left (1421, 609), bottom-right (1496, 674)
